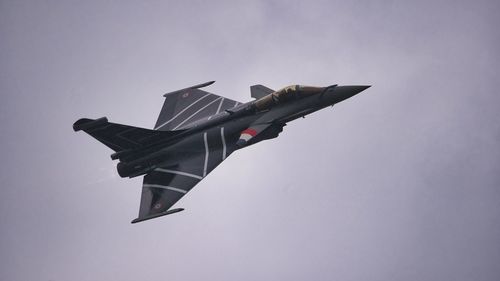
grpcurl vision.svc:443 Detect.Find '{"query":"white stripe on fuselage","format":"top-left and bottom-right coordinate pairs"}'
top-left (143, 184), bottom-right (187, 194)
top-left (203, 132), bottom-right (209, 177)
top-left (208, 97), bottom-right (225, 121)
top-left (154, 168), bottom-right (203, 180)
top-left (221, 127), bottom-right (227, 160)
top-left (216, 98), bottom-right (225, 114)
top-left (155, 93), bottom-right (211, 130)
top-left (173, 97), bottom-right (222, 130)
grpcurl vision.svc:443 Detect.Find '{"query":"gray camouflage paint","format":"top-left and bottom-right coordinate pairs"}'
top-left (74, 83), bottom-right (368, 223)
top-left (1, 1), bottom-right (499, 281)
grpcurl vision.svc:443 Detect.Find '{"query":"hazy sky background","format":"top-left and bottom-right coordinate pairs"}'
top-left (1, 1), bottom-right (499, 280)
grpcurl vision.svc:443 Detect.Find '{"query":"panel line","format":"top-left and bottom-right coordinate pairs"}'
top-left (116, 128), bottom-right (141, 145)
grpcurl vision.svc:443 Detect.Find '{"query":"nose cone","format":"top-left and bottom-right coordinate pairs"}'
top-left (330, 85), bottom-right (370, 103)
top-left (335, 86), bottom-right (371, 102)
top-left (347, 85), bottom-right (371, 93)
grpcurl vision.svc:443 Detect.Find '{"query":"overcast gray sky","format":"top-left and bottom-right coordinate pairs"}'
top-left (1, 1), bottom-right (499, 280)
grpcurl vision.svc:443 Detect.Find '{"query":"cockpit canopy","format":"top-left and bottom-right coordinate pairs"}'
top-left (254, 85), bottom-right (325, 111)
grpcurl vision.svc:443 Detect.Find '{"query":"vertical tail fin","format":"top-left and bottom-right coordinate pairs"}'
top-left (250, 84), bottom-right (274, 99)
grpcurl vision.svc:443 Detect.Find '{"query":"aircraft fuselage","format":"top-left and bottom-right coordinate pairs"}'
top-left (116, 85), bottom-right (369, 178)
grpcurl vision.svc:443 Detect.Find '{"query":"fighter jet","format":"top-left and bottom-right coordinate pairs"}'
top-left (73, 81), bottom-right (370, 223)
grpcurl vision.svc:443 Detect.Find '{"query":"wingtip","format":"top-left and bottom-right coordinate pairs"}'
top-left (196, 81), bottom-right (215, 88)
top-left (163, 81), bottom-right (215, 97)
top-left (130, 208), bottom-right (185, 224)
top-left (73, 117), bottom-right (108, 132)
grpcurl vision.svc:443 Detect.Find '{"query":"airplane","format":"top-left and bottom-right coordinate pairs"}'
top-left (73, 81), bottom-right (370, 223)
